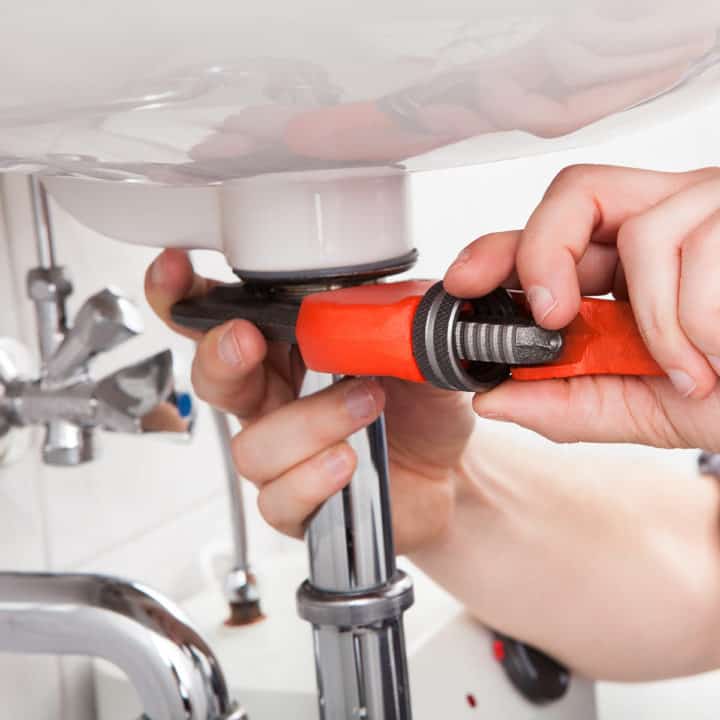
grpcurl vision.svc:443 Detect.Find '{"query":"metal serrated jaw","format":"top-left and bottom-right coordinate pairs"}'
top-left (455, 321), bottom-right (564, 365)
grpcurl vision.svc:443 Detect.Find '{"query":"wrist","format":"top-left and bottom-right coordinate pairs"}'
top-left (407, 425), bottom-right (516, 562)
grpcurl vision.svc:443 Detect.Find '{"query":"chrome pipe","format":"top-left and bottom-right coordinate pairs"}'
top-left (0, 572), bottom-right (245, 720)
top-left (27, 175), bottom-right (86, 464)
top-left (27, 176), bottom-right (67, 360)
top-left (212, 408), bottom-right (262, 624)
top-left (28, 175), bottom-right (56, 270)
top-left (213, 408), bottom-right (250, 575)
top-left (299, 371), bottom-right (413, 720)
top-left (304, 374), bottom-right (396, 592)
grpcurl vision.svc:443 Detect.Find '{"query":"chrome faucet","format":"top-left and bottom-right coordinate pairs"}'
top-left (0, 176), bottom-right (194, 466)
top-left (0, 572), bottom-right (246, 720)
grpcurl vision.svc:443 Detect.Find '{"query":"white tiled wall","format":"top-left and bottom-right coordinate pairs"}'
top-left (0, 93), bottom-right (719, 720)
top-left (0, 176), bottom-right (298, 720)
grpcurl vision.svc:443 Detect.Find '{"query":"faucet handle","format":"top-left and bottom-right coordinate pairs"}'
top-left (94, 350), bottom-right (174, 433)
top-left (0, 348), bottom-right (196, 465)
top-left (93, 349), bottom-right (196, 438)
top-left (46, 288), bottom-right (143, 382)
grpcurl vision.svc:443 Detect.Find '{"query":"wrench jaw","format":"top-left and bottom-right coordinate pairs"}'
top-left (456, 322), bottom-right (564, 367)
top-left (411, 283), bottom-right (564, 393)
top-left (170, 256), bottom-right (416, 341)
top-left (171, 283), bottom-right (302, 342)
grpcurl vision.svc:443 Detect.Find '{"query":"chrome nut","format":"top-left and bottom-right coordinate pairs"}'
top-left (26, 267), bottom-right (73, 303)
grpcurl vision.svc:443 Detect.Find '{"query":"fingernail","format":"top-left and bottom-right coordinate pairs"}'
top-left (526, 286), bottom-right (558, 322)
top-left (149, 253), bottom-right (167, 287)
top-left (708, 355), bottom-right (720, 375)
top-left (667, 369), bottom-right (696, 398)
top-left (324, 448), bottom-right (352, 479)
top-left (345, 381), bottom-right (377, 420)
top-left (218, 324), bottom-right (244, 366)
top-left (448, 248), bottom-right (472, 272)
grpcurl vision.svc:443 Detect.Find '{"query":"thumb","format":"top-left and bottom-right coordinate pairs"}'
top-left (472, 376), bottom-right (675, 446)
top-left (144, 249), bottom-right (216, 341)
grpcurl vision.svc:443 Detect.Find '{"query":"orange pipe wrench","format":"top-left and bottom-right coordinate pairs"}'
top-left (172, 280), bottom-right (663, 392)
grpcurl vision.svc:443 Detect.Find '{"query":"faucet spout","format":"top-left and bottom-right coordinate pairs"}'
top-left (0, 572), bottom-right (245, 720)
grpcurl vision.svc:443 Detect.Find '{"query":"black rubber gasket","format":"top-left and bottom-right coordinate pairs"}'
top-left (232, 249), bottom-right (418, 285)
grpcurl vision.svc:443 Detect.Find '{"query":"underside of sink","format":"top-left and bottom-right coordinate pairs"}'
top-left (2, 1), bottom-right (719, 184)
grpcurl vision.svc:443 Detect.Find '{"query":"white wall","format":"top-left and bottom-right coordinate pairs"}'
top-left (0, 177), bottom-right (299, 720)
top-left (408, 99), bottom-right (720, 720)
top-left (0, 93), bottom-right (718, 719)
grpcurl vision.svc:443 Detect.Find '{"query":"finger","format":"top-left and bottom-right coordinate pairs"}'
top-left (617, 179), bottom-right (720, 398)
top-left (515, 164), bottom-right (717, 329)
top-left (191, 318), bottom-right (276, 417)
top-left (472, 377), bottom-right (686, 447)
top-left (505, 247), bottom-right (619, 295)
top-left (444, 231), bottom-right (520, 297)
top-left (232, 378), bottom-right (385, 486)
top-left (445, 231), bottom-right (620, 298)
top-left (680, 208), bottom-right (720, 378)
top-left (144, 249), bottom-right (216, 341)
top-left (256, 443), bottom-right (357, 539)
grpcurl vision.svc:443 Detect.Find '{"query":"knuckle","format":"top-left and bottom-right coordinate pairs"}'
top-left (256, 491), bottom-right (282, 530)
top-left (320, 442), bottom-right (356, 480)
top-left (257, 491), bottom-right (298, 538)
top-left (616, 217), bottom-right (648, 257)
top-left (685, 213), bottom-right (720, 252)
top-left (625, 379), bottom-right (680, 448)
top-left (295, 475), bottom-right (325, 509)
top-left (299, 403), bottom-right (331, 443)
top-left (231, 432), bottom-right (259, 482)
top-left (339, 443), bottom-right (358, 473)
top-left (680, 303), bottom-right (720, 352)
top-left (550, 164), bottom-right (595, 190)
top-left (694, 165), bottom-right (720, 182)
top-left (636, 307), bottom-right (671, 353)
top-left (305, 385), bottom-right (358, 438)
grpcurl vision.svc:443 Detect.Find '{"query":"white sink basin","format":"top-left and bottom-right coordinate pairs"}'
top-left (3, 3), bottom-right (719, 272)
top-left (2, 1), bottom-right (719, 184)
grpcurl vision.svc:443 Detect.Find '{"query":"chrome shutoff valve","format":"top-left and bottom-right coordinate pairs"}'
top-left (0, 286), bottom-right (194, 466)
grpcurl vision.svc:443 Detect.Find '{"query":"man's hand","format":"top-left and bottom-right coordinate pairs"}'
top-left (144, 244), bottom-right (720, 681)
top-left (444, 164), bottom-right (720, 450)
top-left (144, 248), bottom-right (476, 551)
